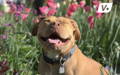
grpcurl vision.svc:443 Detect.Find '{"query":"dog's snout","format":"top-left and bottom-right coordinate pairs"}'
top-left (55, 22), bottom-right (60, 26)
top-left (51, 22), bottom-right (60, 27)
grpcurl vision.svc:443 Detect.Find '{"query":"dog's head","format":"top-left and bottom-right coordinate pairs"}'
top-left (32, 16), bottom-right (80, 53)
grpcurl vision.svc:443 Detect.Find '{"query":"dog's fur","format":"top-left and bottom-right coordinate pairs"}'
top-left (32, 16), bottom-right (108, 75)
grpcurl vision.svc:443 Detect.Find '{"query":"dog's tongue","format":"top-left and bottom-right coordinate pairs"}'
top-left (48, 39), bottom-right (64, 46)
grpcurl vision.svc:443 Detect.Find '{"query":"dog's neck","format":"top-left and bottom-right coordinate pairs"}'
top-left (42, 46), bottom-right (76, 64)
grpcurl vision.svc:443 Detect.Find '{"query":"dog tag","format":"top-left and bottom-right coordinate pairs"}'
top-left (59, 65), bottom-right (65, 74)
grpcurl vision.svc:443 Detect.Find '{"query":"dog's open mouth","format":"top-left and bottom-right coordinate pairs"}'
top-left (40, 33), bottom-right (70, 46)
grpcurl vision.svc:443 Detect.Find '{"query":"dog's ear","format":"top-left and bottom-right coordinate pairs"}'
top-left (31, 16), bottom-right (45, 36)
top-left (70, 19), bottom-right (80, 40)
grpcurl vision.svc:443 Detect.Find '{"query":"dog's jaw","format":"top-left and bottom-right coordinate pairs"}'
top-left (44, 50), bottom-right (60, 59)
top-left (40, 32), bottom-right (70, 47)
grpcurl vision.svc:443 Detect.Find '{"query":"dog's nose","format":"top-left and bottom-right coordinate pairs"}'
top-left (55, 22), bottom-right (60, 26)
top-left (50, 22), bottom-right (60, 32)
top-left (51, 22), bottom-right (60, 27)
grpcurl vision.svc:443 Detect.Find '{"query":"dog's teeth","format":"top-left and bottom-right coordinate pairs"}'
top-left (48, 38), bottom-right (65, 46)
top-left (48, 39), bottom-right (60, 44)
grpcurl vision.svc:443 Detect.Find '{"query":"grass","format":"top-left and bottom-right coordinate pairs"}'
top-left (0, 1), bottom-right (120, 75)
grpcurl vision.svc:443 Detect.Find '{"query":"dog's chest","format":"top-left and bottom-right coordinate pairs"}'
top-left (44, 64), bottom-right (74, 75)
top-left (41, 64), bottom-right (71, 75)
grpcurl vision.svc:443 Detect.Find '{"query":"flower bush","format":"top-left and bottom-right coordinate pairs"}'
top-left (0, 0), bottom-right (120, 75)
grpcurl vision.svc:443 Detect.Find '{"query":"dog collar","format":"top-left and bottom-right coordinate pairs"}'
top-left (42, 46), bottom-right (76, 65)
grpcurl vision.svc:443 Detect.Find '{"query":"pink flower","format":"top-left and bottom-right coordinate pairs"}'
top-left (9, 3), bottom-right (17, 14)
top-left (96, 12), bottom-right (103, 18)
top-left (14, 11), bottom-right (21, 17)
top-left (47, 0), bottom-right (54, 2)
top-left (68, 3), bottom-right (79, 12)
top-left (0, 60), bottom-right (9, 74)
top-left (92, 0), bottom-right (100, 10)
top-left (79, 1), bottom-right (86, 8)
top-left (47, 9), bottom-right (57, 16)
top-left (47, 1), bottom-right (57, 9)
top-left (0, 35), bottom-right (7, 39)
top-left (0, 11), bottom-right (4, 17)
top-left (25, 8), bottom-right (31, 13)
top-left (88, 16), bottom-right (94, 29)
top-left (84, 6), bottom-right (91, 12)
top-left (4, 24), bottom-right (12, 26)
top-left (66, 3), bottom-right (79, 16)
top-left (39, 6), bottom-right (49, 15)
top-left (92, 0), bottom-right (100, 5)
top-left (21, 14), bottom-right (28, 20)
top-left (67, 10), bottom-right (73, 16)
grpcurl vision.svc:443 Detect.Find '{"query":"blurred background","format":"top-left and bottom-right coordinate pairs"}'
top-left (0, 0), bottom-right (120, 75)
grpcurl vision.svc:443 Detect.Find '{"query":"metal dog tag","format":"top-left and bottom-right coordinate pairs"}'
top-left (59, 65), bottom-right (65, 74)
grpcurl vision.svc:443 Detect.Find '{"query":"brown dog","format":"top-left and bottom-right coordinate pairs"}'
top-left (32, 16), bottom-right (108, 75)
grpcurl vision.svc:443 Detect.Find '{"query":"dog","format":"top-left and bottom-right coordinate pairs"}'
top-left (32, 16), bottom-right (108, 75)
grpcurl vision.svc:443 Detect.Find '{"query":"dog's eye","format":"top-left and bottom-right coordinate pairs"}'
top-left (44, 19), bottom-right (50, 22)
top-left (43, 20), bottom-right (50, 25)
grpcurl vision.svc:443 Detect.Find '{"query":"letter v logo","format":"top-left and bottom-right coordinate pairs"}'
top-left (102, 5), bottom-right (107, 11)
top-left (97, 3), bottom-right (113, 13)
